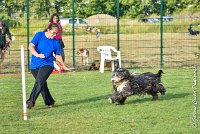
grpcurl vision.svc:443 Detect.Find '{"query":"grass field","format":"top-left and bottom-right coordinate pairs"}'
top-left (0, 67), bottom-right (199, 134)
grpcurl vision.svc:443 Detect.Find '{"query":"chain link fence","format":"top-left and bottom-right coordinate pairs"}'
top-left (0, 3), bottom-right (200, 74)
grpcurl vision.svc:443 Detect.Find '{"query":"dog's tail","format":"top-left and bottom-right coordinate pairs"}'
top-left (157, 70), bottom-right (164, 78)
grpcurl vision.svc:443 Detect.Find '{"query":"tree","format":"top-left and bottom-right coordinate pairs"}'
top-left (1, 0), bottom-right (200, 19)
top-left (1, 0), bottom-right (25, 17)
top-left (30, 0), bottom-right (52, 18)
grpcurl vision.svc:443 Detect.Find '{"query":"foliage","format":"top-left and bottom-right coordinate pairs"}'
top-left (0, 0), bottom-right (200, 19)
top-left (0, 14), bottom-right (21, 28)
top-left (0, 0), bottom-right (25, 17)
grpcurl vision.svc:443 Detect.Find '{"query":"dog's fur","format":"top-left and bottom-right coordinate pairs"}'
top-left (89, 60), bottom-right (118, 71)
top-left (77, 48), bottom-right (89, 65)
top-left (108, 68), bottom-right (166, 105)
top-left (89, 60), bottom-right (100, 70)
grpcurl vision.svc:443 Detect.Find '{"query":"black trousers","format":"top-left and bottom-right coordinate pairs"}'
top-left (28, 65), bottom-right (55, 105)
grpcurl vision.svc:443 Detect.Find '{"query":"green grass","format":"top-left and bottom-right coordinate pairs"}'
top-left (0, 67), bottom-right (200, 134)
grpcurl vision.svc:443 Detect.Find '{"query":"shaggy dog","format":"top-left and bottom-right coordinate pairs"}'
top-left (77, 48), bottom-right (89, 65)
top-left (108, 68), bottom-right (166, 105)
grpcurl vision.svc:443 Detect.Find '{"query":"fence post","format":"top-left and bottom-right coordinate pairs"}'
top-left (160, 0), bottom-right (163, 68)
top-left (72, 0), bottom-right (75, 68)
top-left (116, 0), bottom-right (120, 51)
top-left (26, 0), bottom-right (30, 71)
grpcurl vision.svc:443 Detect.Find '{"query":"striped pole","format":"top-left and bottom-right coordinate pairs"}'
top-left (21, 45), bottom-right (28, 120)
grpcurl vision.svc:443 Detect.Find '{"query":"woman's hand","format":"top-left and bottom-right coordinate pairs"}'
top-left (62, 66), bottom-right (75, 72)
top-left (29, 44), bottom-right (45, 58)
top-left (55, 54), bottom-right (75, 71)
top-left (37, 54), bottom-right (45, 58)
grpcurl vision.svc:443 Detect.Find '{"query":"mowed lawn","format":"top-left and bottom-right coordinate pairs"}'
top-left (0, 67), bottom-right (199, 134)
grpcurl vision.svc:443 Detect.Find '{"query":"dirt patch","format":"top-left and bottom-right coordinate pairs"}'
top-left (176, 13), bottom-right (200, 18)
top-left (86, 14), bottom-right (117, 26)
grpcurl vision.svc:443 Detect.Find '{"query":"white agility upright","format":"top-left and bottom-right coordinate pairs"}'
top-left (21, 45), bottom-right (28, 120)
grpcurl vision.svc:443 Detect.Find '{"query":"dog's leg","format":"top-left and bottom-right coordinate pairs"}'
top-left (81, 56), bottom-right (85, 65)
top-left (110, 92), bottom-right (127, 105)
top-left (117, 96), bottom-right (127, 105)
top-left (157, 84), bottom-right (166, 95)
top-left (108, 97), bottom-right (114, 103)
top-left (151, 93), bottom-right (158, 101)
top-left (83, 56), bottom-right (88, 65)
top-left (86, 57), bottom-right (89, 65)
top-left (108, 91), bottom-right (118, 104)
top-left (108, 91), bottom-right (122, 104)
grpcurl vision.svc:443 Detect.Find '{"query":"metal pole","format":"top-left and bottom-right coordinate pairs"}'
top-left (26, 0), bottom-right (30, 71)
top-left (160, 0), bottom-right (163, 68)
top-left (116, 0), bottom-right (120, 51)
top-left (72, 0), bottom-right (75, 67)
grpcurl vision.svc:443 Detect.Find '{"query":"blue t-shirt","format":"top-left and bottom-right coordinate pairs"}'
top-left (30, 32), bottom-right (61, 69)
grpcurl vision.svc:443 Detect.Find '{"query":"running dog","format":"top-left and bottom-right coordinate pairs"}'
top-left (108, 68), bottom-right (166, 105)
top-left (77, 48), bottom-right (89, 65)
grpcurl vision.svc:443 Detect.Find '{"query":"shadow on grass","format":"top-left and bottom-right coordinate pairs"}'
top-left (126, 92), bottom-right (190, 104)
top-left (36, 92), bottom-right (190, 109)
top-left (54, 94), bottom-right (112, 108)
top-left (36, 94), bottom-right (112, 110)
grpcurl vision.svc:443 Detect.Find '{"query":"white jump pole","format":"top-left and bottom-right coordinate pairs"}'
top-left (21, 45), bottom-right (28, 120)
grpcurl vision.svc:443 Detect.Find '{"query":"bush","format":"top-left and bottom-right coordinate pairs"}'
top-left (0, 14), bottom-right (21, 28)
top-left (3, 20), bottom-right (21, 28)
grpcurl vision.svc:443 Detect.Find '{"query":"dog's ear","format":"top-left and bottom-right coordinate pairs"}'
top-left (114, 68), bottom-right (121, 72)
top-left (157, 70), bottom-right (164, 77)
top-left (76, 49), bottom-right (83, 54)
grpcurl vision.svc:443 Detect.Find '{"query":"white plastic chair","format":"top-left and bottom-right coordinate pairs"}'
top-left (97, 46), bottom-right (121, 73)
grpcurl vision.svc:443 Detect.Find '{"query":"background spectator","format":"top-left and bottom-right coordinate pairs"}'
top-left (0, 19), bottom-right (12, 60)
top-left (48, 13), bottom-right (65, 61)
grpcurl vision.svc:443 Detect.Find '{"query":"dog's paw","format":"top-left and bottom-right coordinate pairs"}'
top-left (116, 102), bottom-right (125, 105)
top-left (108, 97), bottom-right (114, 103)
